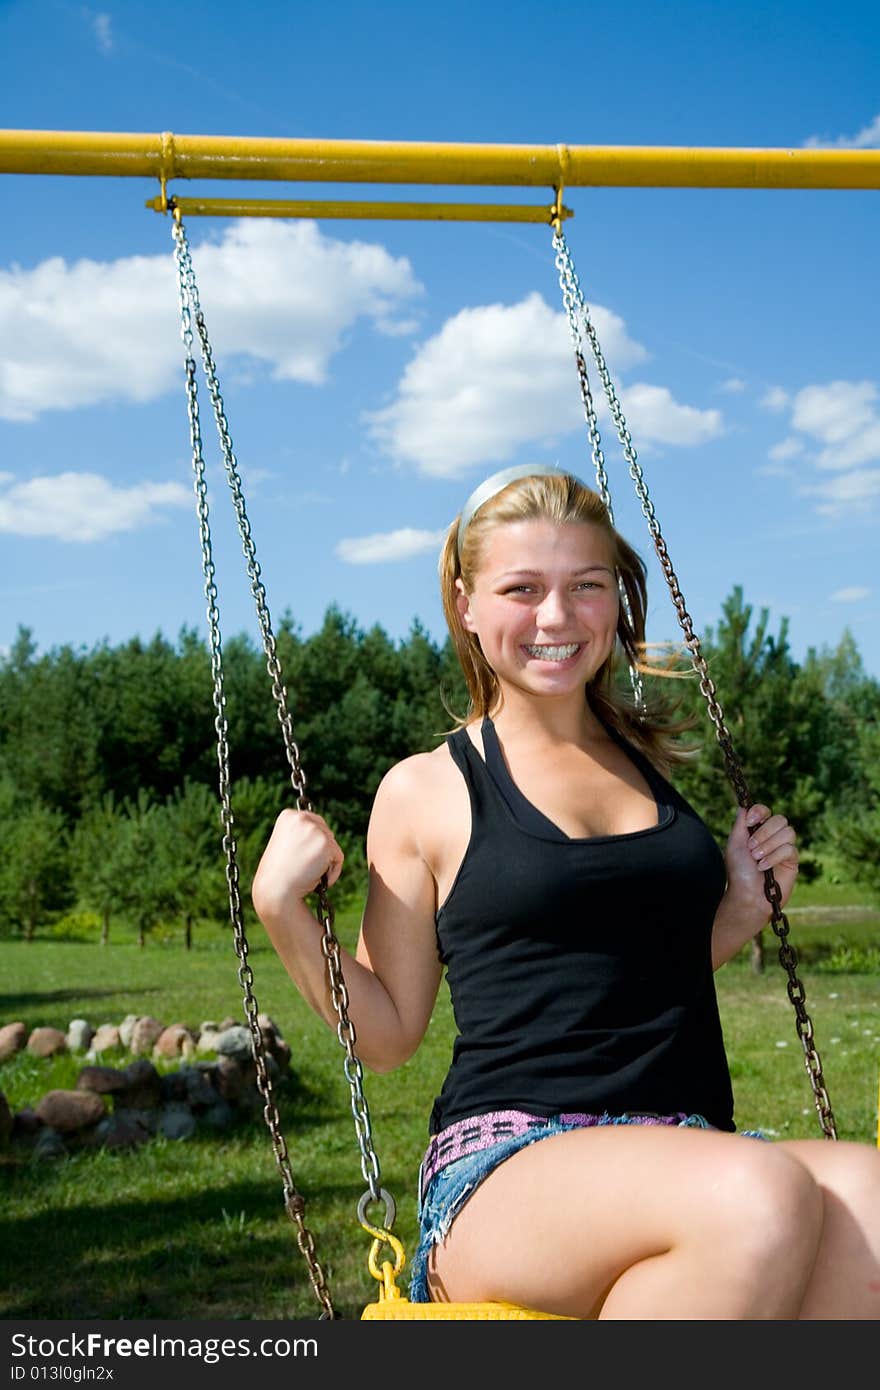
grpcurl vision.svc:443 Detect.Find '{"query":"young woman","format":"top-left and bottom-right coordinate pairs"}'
top-left (252, 465), bottom-right (880, 1319)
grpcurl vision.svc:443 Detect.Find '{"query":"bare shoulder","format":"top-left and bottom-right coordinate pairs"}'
top-left (367, 739), bottom-right (469, 867)
top-left (370, 743), bottom-right (463, 853)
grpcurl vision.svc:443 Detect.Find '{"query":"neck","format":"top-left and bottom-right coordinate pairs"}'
top-left (488, 682), bottom-right (606, 748)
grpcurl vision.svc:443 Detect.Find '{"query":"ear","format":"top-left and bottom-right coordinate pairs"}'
top-left (454, 577), bottom-right (477, 635)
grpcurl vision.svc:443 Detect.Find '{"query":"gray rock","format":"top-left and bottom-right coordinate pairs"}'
top-left (213, 1025), bottom-right (253, 1064)
top-left (159, 1071), bottom-right (189, 1103)
top-left (118, 1014), bottom-right (140, 1048)
top-left (88, 1112), bottom-right (152, 1149)
top-left (114, 1106), bottom-right (159, 1136)
top-left (31, 1127), bottom-right (68, 1161)
top-left (158, 1103), bottom-right (196, 1140)
top-left (179, 1064), bottom-right (218, 1110)
top-left (195, 1029), bottom-right (222, 1055)
top-left (199, 1099), bottom-right (235, 1132)
top-left (66, 1019), bottom-right (94, 1052)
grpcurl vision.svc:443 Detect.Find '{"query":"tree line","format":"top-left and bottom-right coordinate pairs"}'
top-left (0, 588), bottom-right (877, 945)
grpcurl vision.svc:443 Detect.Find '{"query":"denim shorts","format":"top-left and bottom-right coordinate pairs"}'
top-left (408, 1112), bottom-right (767, 1303)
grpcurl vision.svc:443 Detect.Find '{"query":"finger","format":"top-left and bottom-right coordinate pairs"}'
top-left (754, 841), bottom-right (799, 872)
top-left (745, 804), bottom-right (771, 830)
top-left (747, 813), bottom-right (790, 850)
top-left (325, 843), bottom-right (345, 887)
top-left (730, 805), bottom-right (750, 831)
top-left (751, 822), bottom-right (795, 849)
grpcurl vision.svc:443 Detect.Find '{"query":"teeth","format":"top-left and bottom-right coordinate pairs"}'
top-left (524, 643), bottom-right (580, 661)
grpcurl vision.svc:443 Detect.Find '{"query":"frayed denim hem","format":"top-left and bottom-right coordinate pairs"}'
top-left (407, 1112), bottom-right (768, 1304)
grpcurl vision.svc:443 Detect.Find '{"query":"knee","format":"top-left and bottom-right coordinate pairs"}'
top-left (714, 1149), bottom-right (824, 1274)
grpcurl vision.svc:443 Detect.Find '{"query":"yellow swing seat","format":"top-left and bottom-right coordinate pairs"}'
top-left (360, 1232), bottom-right (576, 1320)
top-left (362, 1297), bottom-right (572, 1321)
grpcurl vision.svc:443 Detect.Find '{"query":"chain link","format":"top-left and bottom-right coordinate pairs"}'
top-left (552, 226), bottom-right (837, 1142)
top-left (175, 219), bottom-right (385, 1209)
top-left (172, 212), bottom-right (373, 1318)
top-left (553, 236), bottom-right (647, 717)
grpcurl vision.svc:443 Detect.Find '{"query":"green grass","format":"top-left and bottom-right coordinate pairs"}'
top-left (1, 900), bottom-right (878, 1322)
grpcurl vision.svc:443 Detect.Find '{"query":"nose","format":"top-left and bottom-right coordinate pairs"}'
top-left (534, 587), bottom-right (573, 631)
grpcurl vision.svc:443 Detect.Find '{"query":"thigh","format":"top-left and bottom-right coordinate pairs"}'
top-left (427, 1123), bottom-right (805, 1318)
top-left (774, 1137), bottom-right (880, 1318)
top-left (775, 1135), bottom-right (880, 1188)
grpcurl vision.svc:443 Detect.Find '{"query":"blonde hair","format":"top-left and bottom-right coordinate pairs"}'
top-left (438, 471), bottom-right (695, 774)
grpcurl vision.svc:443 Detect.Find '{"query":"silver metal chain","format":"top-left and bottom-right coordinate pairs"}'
top-left (171, 211), bottom-right (391, 1317)
top-left (552, 225), bottom-right (837, 1142)
top-left (553, 234), bottom-right (647, 717)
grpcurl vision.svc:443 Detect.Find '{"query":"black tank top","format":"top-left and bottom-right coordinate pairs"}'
top-left (428, 717), bottom-right (735, 1134)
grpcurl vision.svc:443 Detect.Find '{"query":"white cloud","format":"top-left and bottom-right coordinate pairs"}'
top-left (790, 381), bottom-right (880, 469)
top-left (830, 586), bottom-right (870, 603)
top-left (760, 387), bottom-right (790, 412)
top-left (756, 460), bottom-right (796, 479)
top-left (238, 466), bottom-right (275, 487)
top-left (92, 13), bottom-right (114, 54)
top-left (803, 467), bottom-right (880, 515)
top-left (804, 113), bottom-right (880, 150)
top-left (769, 437), bottom-right (804, 461)
top-left (618, 384), bottom-right (722, 446)
top-left (766, 379), bottom-right (880, 515)
top-left (376, 317), bottom-right (422, 338)
top-left (0, 472), bottom-right (191, 542)
top-left (336, 527), bottom-right (447, 564)
top-left (365, 292), bottom-right (719, 476)
top-left (0, 221), bottom-right (421, 421)
top-left (82, 9), bottom-right (114, 54)
top-left (720, 377), bottom-right (747, 393)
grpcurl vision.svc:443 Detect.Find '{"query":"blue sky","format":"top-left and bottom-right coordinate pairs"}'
top-left (1, 0), bottom-right (878, 684)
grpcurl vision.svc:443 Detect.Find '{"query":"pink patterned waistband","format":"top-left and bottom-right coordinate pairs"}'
top-left (420, 1107), bottom-right (699, 1197)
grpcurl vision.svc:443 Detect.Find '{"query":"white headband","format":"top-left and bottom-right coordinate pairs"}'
top-left (456, 464), bottom-right (585, 552)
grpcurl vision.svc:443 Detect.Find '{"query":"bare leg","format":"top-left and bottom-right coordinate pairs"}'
top-left (428, 1125), bottom-right (826, 1319)
top-left (775, 1138), bottom-right (880, 1320)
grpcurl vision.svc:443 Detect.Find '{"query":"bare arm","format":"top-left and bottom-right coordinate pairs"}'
top-left (711, 803), bottom-right (800, 969)
top-left (251, 757), bottom-right (443, 1072)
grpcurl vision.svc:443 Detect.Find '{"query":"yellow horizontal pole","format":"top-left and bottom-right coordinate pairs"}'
top-left (2, 129), bottom-right (880, 189)
top-left (146, 194), bottom-right (574, 222)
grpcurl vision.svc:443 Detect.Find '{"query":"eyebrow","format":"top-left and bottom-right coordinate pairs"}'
top-left (495, 565), bottom-right (615, 579)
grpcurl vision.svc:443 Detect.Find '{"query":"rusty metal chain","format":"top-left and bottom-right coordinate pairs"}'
top-left (552, 226), bottom-right (837, 1141)
top-left (172, 212), bottom-right (354, 1319)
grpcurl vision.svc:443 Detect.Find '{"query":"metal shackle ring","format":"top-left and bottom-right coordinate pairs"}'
top-left (357, 1187), bottom-right (397, 1238)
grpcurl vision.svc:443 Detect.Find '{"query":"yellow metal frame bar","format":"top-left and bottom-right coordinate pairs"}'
top-left (3, 129), bottom-right (879, 190)
top-left (147, 194), bottom-right (574, 222)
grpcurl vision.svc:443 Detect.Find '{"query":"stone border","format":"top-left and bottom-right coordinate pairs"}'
top-left (0, 1013), bottom-right (292, 1158)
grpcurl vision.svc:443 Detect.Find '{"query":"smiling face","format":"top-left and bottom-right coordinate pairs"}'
top-left (455, 518), bottom-right (620, 702)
